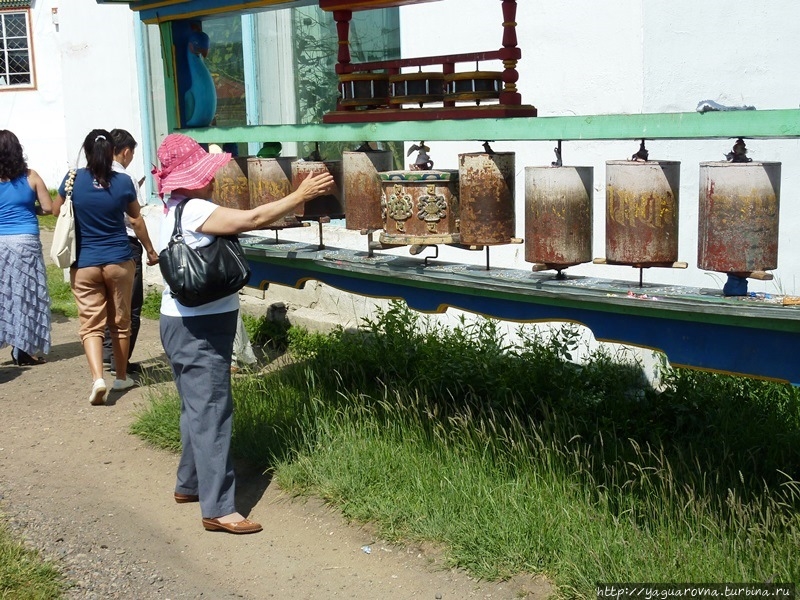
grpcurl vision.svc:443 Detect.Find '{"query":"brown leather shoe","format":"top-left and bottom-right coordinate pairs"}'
top-left (201, 517), bottom-right (262, 534)
top-left (174, 492), bottom-right (199, 504)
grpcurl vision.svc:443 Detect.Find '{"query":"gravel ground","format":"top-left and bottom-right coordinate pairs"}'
top-left (0, 230), bottom-right (553, 599)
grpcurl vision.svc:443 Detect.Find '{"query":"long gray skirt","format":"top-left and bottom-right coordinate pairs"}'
top-left (0, 234), bottom-right (51, 356)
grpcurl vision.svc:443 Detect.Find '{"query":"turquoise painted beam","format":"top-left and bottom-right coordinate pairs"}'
top-left (185, 108), bottom-right (800, 144)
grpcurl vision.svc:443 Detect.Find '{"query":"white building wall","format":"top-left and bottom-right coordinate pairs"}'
top-left (1, 0), bottom-right (66, 185)
top-left (0, 0), bottom-right (144, 190)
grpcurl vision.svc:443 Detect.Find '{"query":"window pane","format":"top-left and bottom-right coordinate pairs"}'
top-left (203, 16), bottom-right (245, 128)
top-left (291, 7), bottom-right (400, 158)
top-left (4, 13), bottom-right (26, 38)
top-left (8, 50), bottom-right (28, 73)
top-left (8, 37), bottom-right (27, 50)
top-left (9, 72), bottom-right (29, 85)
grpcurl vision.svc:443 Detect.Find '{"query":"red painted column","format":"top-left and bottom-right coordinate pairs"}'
top-left (334, 10), bottom-right (352, 70)
top-left (499, 0), bottom-right (521, 105)
top-left (333, 10), bottom-right (353, 112)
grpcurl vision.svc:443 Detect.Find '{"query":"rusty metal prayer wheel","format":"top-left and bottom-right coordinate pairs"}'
top-left (211, 156), bottom-right (249, 210)
top-left (605, 160), bottom-right (681, 266)
top-left (291, 160), bottom-right (344, 219)
top-left (247, 157), bottom-right (300, 227)
top-left (525, 166), bottom-right (593, 271)
top-left (379, 170), bottom-right (460, 246)
top-left (458, 152), bottom-right (515, 246)
top-left (698, 161), bottom-right (781, 273)
top-left (343, 148), bottom-right (393, 231)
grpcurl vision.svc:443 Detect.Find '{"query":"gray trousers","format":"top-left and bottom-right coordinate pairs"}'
top-left (160, 310), bottom-right (238, 518)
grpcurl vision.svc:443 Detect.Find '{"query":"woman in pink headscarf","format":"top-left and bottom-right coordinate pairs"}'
top-left (154, 133), bottom-right (333, 535)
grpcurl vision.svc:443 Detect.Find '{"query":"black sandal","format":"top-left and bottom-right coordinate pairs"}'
top-left (11, 348), bottom-right (46, 366)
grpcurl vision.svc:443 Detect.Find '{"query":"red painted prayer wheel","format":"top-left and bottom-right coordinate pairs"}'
top-left (524, 166), bottom-right (593, 270)
top-left (247, 157), bottom-right (300, 227)
top-left (291, 160), bottom-right (344, 219)
top-left (211, 156), bottom-right (249, 210)
top-left (343, 148), bottom-right (393, 231)
top-left (458, 152), bottom-right (515, 245)
top-left (378, 170), bottom-right (460, 245)
top-left (698, 161), bottom-right (781, 273)
top-left (605, 160), bottom-right (680, 266)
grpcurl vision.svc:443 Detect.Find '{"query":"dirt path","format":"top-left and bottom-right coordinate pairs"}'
top-left (0, 235), bottom-right (551, 599)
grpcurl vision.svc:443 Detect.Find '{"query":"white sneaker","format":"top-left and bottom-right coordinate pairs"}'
top-left (111, 376), bottom-right (136, 392)
top-left (89, 378), bottom-right (107, 406)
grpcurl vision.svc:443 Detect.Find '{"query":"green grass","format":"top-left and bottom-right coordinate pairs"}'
top-left (38, 213), bottom-right (56, 231)
top-left (140, 288), bottom-right (162, 320)
top-left (130, 301), bottom-right (800, 597)
top-left (0, 518), bottom-right (64, 599)
top-left (46, 264), bottom-right (77, 319)
top-left (242, 313), bottom-right (290, 353)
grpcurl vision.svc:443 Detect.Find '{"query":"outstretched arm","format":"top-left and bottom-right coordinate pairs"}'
top-left (198, 171), bottom-right (335, 236)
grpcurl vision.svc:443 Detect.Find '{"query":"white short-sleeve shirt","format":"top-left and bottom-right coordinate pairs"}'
top-left (158, 195), bottom-right (240, 317)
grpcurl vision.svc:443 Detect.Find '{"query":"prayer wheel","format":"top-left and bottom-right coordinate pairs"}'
top-left (343, 148), bottom-right (393, 231)
top-left (211, 156), bottom-right (249, 210)
top-left (379, 170), bottom-right (460, 245)
top-left (389, 72), bottom-right (445, 106)
top-left (605, 160), bottom-right (681, 266)
top-left (247, 157), bottom-right (300, 227)
top-left (525, 166), bottom-right (593, 271)
top-left (338, 72), bottom-right (390, 109)
top-left (698, 161), bottom-right (781, 273)
top-left (458, 152), bottom-right (515, 245)
top-left (445, 71), bottom-right (502, 104)
top-left (291, 160), bottom-right (344, 219)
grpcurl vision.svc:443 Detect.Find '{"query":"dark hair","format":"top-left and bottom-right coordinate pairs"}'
top-left (83, 128), bottom-right (114, 188)
top-left (110, 128), bottom-right (137, 154)
top-left (0, 130), bottom-right (28, 180)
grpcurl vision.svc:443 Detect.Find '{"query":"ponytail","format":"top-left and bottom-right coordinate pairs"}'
top-left (83, 129), bottom-right (114, 188)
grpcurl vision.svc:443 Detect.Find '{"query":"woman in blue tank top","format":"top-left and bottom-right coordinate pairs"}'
top-left (0, 130), bottom-right (53, 366)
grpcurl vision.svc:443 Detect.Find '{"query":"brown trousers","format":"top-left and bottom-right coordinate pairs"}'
top-left (70, 260), bottom-right (135, 343)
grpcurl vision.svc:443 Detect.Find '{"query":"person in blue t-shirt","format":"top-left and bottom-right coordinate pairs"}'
top-left (101, 129), bottom-right (155, 375)
top-left (54, 129), bottom-right (158, 406)
top-left (0, 129), bottom-right (53, 366)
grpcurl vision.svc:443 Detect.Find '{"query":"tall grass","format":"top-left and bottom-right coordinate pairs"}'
top-left (132, 301), bottom-right (800, 596)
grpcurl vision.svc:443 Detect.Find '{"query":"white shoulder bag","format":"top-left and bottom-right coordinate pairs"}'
top-left (50, 169), bottom-right (77, 268)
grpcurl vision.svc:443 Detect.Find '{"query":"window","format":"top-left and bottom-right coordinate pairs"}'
top-left (0, 9), bottom-right (34, 89)
top-left (203, 16), bottom-right (245, 128)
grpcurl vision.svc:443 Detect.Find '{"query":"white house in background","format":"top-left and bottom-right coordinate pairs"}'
top-left (0, 0), bottom-right (145, 191)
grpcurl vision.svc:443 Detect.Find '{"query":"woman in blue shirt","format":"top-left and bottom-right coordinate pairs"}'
top-left (54, 129), bottom-right (158, 406)
top-left (0, 130), bottom-right (53, 366)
